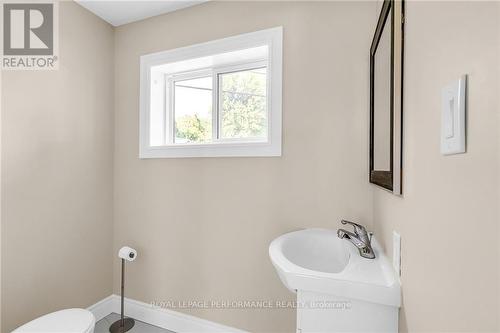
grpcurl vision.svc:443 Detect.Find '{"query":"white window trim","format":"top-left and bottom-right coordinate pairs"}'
top-left (139, 27), bottom-right (283, 158)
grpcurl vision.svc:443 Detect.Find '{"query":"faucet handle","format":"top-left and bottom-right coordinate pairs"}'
top-left (340, 220), bottom-right (367, 235)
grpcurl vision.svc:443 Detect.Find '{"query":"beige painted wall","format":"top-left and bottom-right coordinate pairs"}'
top-left (1, 2), bottom-right (114, 331)
top-left (372, 1), bottom-right (500, 332)
top-left (113, 2), bottom-right (375, 332)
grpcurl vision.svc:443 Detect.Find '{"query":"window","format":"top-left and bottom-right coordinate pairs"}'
top-left (140, 27), bottom-right (282, 158)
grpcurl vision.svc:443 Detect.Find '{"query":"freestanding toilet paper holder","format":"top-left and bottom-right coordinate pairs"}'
top-left (110, 246), bottom-right (137, 333)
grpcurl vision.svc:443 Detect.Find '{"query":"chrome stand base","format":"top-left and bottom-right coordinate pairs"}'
top-left (109, 318), bottom-right (135, 333)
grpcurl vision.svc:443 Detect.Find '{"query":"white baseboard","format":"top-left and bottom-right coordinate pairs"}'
top-left (87, 295), bottom-right (115, 322)
top-left (87, 295), bottom-right (247, 333)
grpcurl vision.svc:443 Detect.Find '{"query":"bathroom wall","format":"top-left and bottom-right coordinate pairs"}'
top-left (1, 2), bottom-right (114, 331)
top-left (372, 1), bottom-right (500, 332)
top-left (113, 1), bottom-right (375, 331)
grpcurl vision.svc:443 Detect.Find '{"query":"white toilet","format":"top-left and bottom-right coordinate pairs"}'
top-left (12, 308), bottom-right (95, 333)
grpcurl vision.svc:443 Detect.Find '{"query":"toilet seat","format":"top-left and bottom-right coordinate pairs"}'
top-left (12, 308), bottom-right (95, 333)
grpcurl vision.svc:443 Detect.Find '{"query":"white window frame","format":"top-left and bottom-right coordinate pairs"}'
top-left (139, 27), bottom-right (283, 158)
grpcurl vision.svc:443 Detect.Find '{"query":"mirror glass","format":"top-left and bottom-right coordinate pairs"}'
top-left (373, 7), bottom-right (391, 172)
top-left (369, 0), bottom-right (403, 195)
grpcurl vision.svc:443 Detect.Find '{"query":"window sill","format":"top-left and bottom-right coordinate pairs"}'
top-left (139, 141), bottom-right (281, 158)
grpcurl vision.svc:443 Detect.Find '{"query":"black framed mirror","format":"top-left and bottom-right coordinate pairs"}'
top-left (370, 0), bottom-right (404, 195)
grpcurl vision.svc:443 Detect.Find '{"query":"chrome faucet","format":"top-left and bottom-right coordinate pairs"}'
top-left (337, 220), bottom-right (375, 259)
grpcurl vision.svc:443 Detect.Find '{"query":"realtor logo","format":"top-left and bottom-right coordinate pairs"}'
top-left (1, 2), bottom-right (58, 69)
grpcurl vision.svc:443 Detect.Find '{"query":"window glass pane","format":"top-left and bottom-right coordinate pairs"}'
top-left (174, 76), bottom-right (212, 143)
top-left (219, 68), bottom-right (267, 140)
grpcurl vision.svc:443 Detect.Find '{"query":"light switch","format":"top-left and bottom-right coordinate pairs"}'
top-left (441, 75), bottom-right (466, 155)
top-left (445, 96), bottom-right (454, 138)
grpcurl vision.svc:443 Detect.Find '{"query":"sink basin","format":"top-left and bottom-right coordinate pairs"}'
top-left (281, 229), bottom-right (349, 274)
top-left (269, 228), bottom-right (401, 307)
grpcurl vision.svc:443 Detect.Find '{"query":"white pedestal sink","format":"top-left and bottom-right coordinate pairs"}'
top-left (269, 228), bottom-right (401, 333)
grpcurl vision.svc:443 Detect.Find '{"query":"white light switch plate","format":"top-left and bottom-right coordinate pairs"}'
top-left (393, 231), bottom-right (401, 277)
top-left (441, 75), bottom-right (466, 155)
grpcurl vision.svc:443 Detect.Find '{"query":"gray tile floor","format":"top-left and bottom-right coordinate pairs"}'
top-left (95, 313), bottom-right (174, 333)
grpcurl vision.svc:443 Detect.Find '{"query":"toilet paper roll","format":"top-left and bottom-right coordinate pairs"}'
top-left (118, 246), bottom-right (137, 262)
